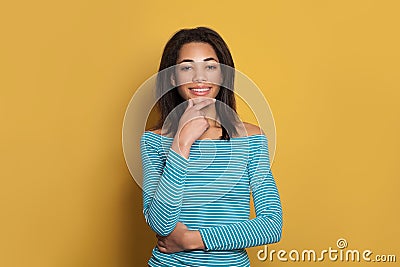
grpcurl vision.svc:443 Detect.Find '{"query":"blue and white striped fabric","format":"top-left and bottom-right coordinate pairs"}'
top-left (140, 131), bottom-right (282, 267)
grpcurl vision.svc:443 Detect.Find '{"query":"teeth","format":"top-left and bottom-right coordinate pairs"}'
top-left (191, 88), bottom-right (210, 92)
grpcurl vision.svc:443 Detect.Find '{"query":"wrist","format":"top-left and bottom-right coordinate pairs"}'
top-left (175, 133), bottom-right (193, 147)
top-left (175, 127), bottom-right (195, 146)
top-left (171, 138), bottom-right (192, 159)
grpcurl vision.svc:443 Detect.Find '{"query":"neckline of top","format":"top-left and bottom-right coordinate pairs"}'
top-left (144, 130), bottom-right (266, 141)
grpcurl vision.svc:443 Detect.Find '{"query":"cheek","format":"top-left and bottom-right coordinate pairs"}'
top-left (208, 72), bottom-right (223, 86)
top-left (176, 72), bottom-right (193, 85)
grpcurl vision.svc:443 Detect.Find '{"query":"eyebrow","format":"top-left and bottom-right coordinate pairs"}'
top-left (178, 57), bottom-right (218, 64)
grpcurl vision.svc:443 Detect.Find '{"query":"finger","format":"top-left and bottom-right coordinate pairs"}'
top-left (191, 97), bottom-right (204, 105)
top-left (193, 98), bottom-right (216, 110)
top-left (192, 97), bottom-right (214, 105)
top-left (157, 241), bottom-right (167, 251)
top-left (185, 98), bottom-right (193, 110)
top-left (157, 244), bottom-right (166, 253)
top-left (190, 97), bottom-right (213, 107)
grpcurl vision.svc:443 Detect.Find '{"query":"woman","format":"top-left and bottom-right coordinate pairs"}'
top-left (140, 26), bottom-right (282, 267)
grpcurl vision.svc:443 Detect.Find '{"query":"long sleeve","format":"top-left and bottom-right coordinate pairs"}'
top-left (198, 135), bottom-right (283, 251)
top-left (140, 133), bottom-right (189, 236)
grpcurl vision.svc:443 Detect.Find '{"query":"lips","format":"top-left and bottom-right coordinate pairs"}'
top-left (189, 84), bottom-right (212, 96)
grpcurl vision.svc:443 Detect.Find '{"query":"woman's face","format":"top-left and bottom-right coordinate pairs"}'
top-left (173, 42), bottom-right (222, 100)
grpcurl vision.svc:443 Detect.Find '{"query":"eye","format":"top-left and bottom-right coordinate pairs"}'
top-left (180, 65), bottom-right (192, 71)
top-left (206, 64), bottom-right (218, 70)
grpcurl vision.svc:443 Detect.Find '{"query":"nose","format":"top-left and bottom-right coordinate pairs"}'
top-left (192, 67), bottom-right (207, 82)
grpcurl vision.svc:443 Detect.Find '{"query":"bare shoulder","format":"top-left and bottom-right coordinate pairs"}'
top-left (242, 122), bottom-right (265, 136)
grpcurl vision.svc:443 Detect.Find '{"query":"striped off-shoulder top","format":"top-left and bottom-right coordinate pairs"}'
top-left (140, 130), bottom-right (282, 267)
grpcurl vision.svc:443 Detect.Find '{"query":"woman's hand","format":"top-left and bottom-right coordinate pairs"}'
top-left (171, 98), bottom-right (215, 158)
top-left (156, 222), bottom-right (205, 253)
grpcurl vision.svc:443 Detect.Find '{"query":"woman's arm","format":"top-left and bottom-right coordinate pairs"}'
top-left (141, 99), bottom-right (215, 239)
top-left (156, 134), bottom-right (282, 252)
top-left (197, 134), bottom-right (283, 251)
top-left (140, 133), bottom-right (189, 237)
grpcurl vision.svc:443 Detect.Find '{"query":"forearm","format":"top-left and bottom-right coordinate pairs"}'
top-left (142, 138), bottom-right (190, 236)
top-left (198, 167), bottom-right (282, 251)
top-left (198, 214), bottom-right (282, 251)
top-left (145, 195), bottom-right (183, 236)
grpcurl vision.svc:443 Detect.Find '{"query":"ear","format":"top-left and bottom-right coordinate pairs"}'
top-left (170, 73), bottom-right (176, 87)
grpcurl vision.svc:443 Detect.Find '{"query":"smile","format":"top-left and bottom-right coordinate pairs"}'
top-left (189, 86), bottom-right (212, 95)
top-left (190, 88), bottom-right (211, 92)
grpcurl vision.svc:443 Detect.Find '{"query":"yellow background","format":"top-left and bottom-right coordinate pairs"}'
top-left (1, 0), bottom-right (399, 266)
